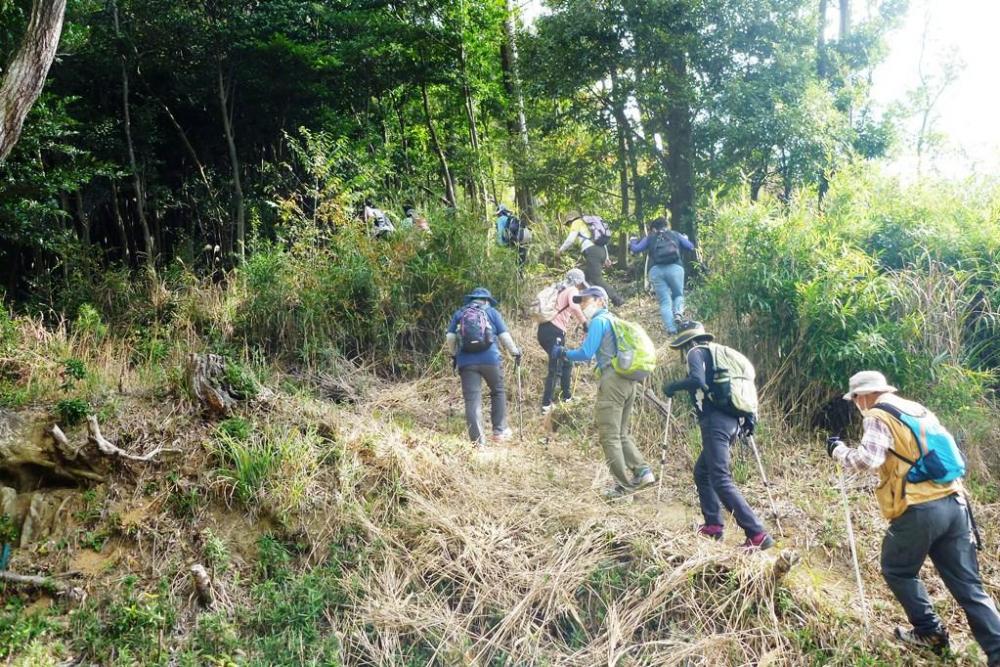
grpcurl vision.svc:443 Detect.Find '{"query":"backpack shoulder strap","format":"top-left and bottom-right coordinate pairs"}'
top-left (871, 402), bottom-right (919, 465)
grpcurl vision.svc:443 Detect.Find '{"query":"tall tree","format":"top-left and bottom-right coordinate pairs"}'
top-left (500, 0), bottom-right (535, 221)
top-left (0, 0), bottom-right (66, 161)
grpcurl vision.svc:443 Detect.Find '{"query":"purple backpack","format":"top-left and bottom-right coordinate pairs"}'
top-left (458, 304), bottom-right (494, 352)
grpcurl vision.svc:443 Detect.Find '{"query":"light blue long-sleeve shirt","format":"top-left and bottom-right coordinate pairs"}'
top-left (565, 309), bottom-right (616, 369)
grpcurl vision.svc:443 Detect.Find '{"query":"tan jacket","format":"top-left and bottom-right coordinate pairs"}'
top-left (867, 394), bottom-right (961, 520)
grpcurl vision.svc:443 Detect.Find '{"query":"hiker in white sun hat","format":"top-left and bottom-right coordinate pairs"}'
top-left (826, 370), bottom-right (1000, 663)
top-left (841, 370), bottom-right (897, 401)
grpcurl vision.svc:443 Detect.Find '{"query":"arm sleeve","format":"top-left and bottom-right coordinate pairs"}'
top-left (833, 417), bottom-right (890, 471)
top-left (565, 316), bottom-right (608, 362)
top-left (445, 333), bottom-right (458, 355)
top-left (677, 233), bottom-right (695, 251)
top-left (629, 235), bottom-right (651, 253)
top-left (490, 308), bottom-right (508, 336)
top-left (447, 312), bottom-right (459, 334)
top-left (558, 230), bottom-right (579, 254)
top-left (499, 332), bottom-right (520, 356)
top-left (666, 348), bottom-right (710, 393)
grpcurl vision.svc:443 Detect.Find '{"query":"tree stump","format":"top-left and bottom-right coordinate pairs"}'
top-left (186, 353), bottom-right (239, 416)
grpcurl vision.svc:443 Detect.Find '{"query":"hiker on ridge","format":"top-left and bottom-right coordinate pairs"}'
top-left (827, 371), bottom-right (1000, 664)
top-left (363, 199), bottom-right (395, 238)
top-left (534, 268), bottom-right (589, 414)
top-left (495, 204), bottom-right (529, 266)
top-left (629, 215), bottom-right (694, 335)
top-left (551, 286), bottom-right (654, 498)
top-left (556, 214), bottom-right (623, 307)
top-left (663, 320), bottom-right (775, 551)
top-left (446, 288), bottom-right (522, 445)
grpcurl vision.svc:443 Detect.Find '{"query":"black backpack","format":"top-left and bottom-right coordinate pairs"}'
top-left (501, 214), bottom-right (527, 245)
top-left (650, 230), bottom-right (681, 265)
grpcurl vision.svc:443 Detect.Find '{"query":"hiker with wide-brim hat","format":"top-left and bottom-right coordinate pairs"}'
top-left (628, 214), bottom-right (694, 335)
top-left (536, 268), bottom-right (589, 414)
top-left (552, 286), bottom-right (654, 498)
top-left (446, 288), bottom-right (522, 445)
top-left (555, 214), bottom-right (623, 307)
top-left (827, 371), bottom-right (1000, 664)
top-left (663, 319), bottom-right (775, 551)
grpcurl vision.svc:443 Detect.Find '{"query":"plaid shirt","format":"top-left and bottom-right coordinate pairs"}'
top-left (834, 416), bottom-right (892, 470)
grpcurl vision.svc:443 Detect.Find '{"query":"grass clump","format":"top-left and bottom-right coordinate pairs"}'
top-left (211, 423), bottom-right (325, 515)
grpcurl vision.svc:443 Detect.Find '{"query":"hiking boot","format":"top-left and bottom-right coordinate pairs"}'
top-left (697, 524), bottom-right (724, 541)
top-left (893, 627), bottom-right (949, 656)
top-left (491, 428), bottom-right (514, 443)
top-left (630, 467), bottom-right (655, 488)
top-left (741, 532), bottom-right (775, 552)
top-left (541, 404), bottom-right (554, 415)
top-left (603, 483), bottom-right (635, 500)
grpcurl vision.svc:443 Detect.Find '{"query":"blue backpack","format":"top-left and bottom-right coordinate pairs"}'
top-left (458, 304), bottom-right (494, 353)
top-left (875, 402), bottom-right (966, 484)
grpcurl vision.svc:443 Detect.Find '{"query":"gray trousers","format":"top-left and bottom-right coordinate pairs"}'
top-left (882, 494), bottom-right (1000, 662)
top-left (459, 364), bottom-right (507, 444)
top-left (694, 409), bottom-right (765, 537)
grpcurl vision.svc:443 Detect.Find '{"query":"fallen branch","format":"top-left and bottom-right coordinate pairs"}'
top-left (87, 415), bottom-right (180, 462)
top-left (0, 570), bottom-right (85, 602)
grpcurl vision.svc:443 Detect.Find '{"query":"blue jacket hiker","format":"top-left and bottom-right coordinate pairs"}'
top-left (629, 216), bottom-right (694, 335)
top-left (554, 286), bottom-right (652, 498)
top-left (446, 288), bottom-right (522, 445)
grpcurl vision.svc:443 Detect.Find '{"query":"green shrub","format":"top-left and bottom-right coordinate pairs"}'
top-left (217, 416), bottom-right (252, 441)
top-left (56, 398), bottom-right (90, 426)
top-left (73, 304), bottom-right (107, 342)
top-left (0, 598), bottom-right (56, 659)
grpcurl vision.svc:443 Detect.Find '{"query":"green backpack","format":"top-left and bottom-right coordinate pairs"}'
top-left (608, 315), bottom-right (656, 381)
top-left (691, 342), bottom-right (758, 417)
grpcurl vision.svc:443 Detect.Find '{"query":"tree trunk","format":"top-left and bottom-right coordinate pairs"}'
top-left (112, 1), bottom-right (153, 264)
top-left (74, 190), bottom-right (89, 246)
top-left (0, 0), bottom-right (66, 162)
top-left (839, 0), bottom-right (850, 41)
top-left (610, 69), bottom-right (630, 224)
top-left (817, 0), bottom-right (829, 79)
top-left (109, 178), bottom-right (132, 263)
top-left (217, 62), bottom-right (245, 262)
top-left (420, 81), bottom-right (457, 207)
top-left (500, 0), bottom-right (535, 221)
top-left (460, 43), bottom-right (487, 211)
top-left (665, 51), bottom-right (696, 245)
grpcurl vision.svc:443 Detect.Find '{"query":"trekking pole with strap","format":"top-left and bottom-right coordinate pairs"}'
top-left (641, 388), bottom-right (672, 501)
top-left (745, 434), bottom-right (784, 537)
top-left (838, 463), bottom-right (870, 626)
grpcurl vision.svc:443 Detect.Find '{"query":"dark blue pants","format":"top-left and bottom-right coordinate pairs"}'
top-left (694, 409), bottom-right (765, 538)
top-left (536, 322), bottom-right (572, 406)
top-left (882, 494), bottom-right (1000, 663)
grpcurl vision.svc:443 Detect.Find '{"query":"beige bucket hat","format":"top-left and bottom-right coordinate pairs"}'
top-left (842, 370), bottom-right (898, 401)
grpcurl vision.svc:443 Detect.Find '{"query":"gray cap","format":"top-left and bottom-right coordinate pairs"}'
top-left (565, 268), bottom-right (587, 286)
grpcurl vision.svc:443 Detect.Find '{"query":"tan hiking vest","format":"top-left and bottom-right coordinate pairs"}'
top-left (867, 394), bottom-right (961, 520)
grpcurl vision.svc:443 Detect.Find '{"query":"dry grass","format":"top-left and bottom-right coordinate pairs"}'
top-left (5, 292), bottom-right (1000, 665)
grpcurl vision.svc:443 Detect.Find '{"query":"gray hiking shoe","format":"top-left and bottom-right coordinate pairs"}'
top-left (630, 467), bottom-right (655, 488)
top-left (893, 627), bottom-right (949, 656)
top-left (603, 484), bottom-right (634, 500)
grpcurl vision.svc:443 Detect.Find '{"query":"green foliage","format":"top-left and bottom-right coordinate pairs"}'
top-left (211, 423), bottom-right (323, 514)
top-left (0, 514), bottom-right (18, 544)
top-left (73, 304), bottom-right (107, 342)
top-left (217, 416), bottom-right (252, 441)
top-left (0, 598), bottom-right (57, 659)
top-left (697, 168), bottom-right (1000, 428)
top-left (223, 361), bottom-right (259, 400)
top-left (69, 577), bottom-right (176, 665)
top-left (56, 398), bottom-right (90, 426)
